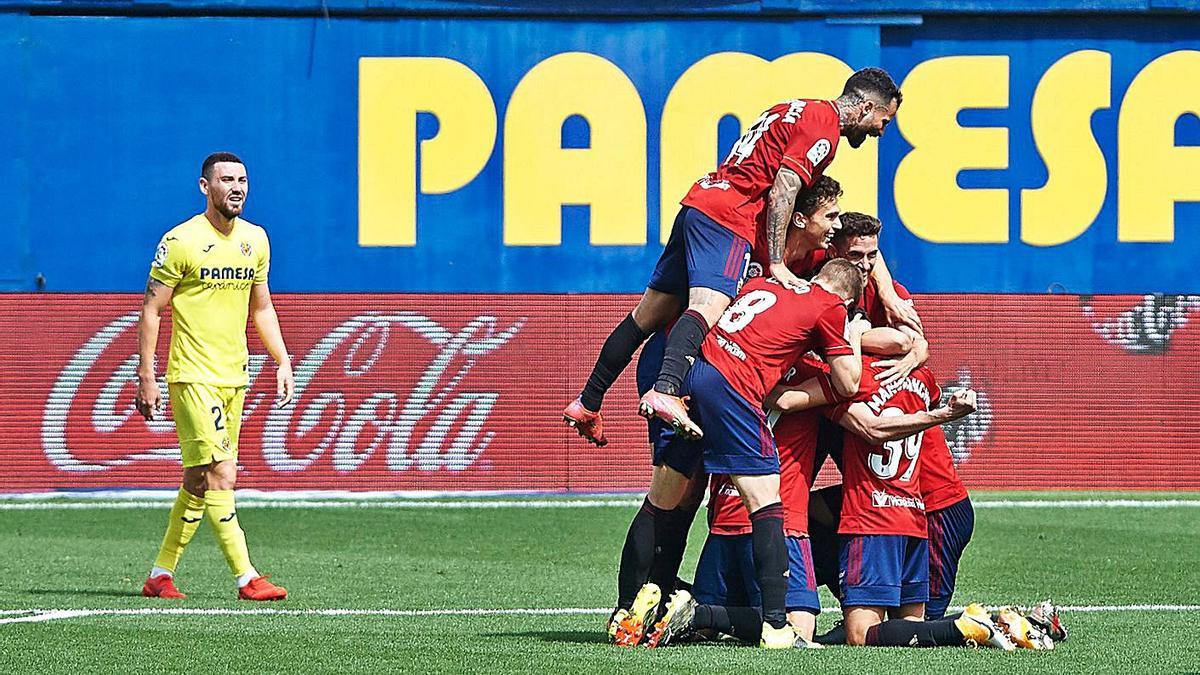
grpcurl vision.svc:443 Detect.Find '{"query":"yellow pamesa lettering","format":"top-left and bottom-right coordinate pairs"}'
top-left (659, 52), bottom-right (876, 244)
top-left (358, 57), bottom-right (498, 247)
top-left (503, 52), bottom-right (647, 246)
top-left (1021, 50), bottom-right (1112, 247)
top-left (894, 55), bottom-right (1010, 243)
top-left (1118, 50), bottom-right (1200, 243)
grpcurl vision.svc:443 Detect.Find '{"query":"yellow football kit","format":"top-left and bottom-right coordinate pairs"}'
top-left (149, 213), bottom-right (269, 467)
top-left (146, 211), bottom-right (277, 588)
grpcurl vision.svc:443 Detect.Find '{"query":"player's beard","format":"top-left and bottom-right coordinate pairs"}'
top-left (847, 131), bottom-right (867, 148)
top-left (217, 197), bottom-right (244, 219)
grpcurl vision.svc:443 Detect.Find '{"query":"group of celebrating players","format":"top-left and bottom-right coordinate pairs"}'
top-left (562, 67), bottom-right (1068, 651)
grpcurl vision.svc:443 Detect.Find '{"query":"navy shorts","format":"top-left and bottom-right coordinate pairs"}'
top-left (663, 358), bottom-right (778, 476)
top-left (636, 331), bottom-right (693, 475)
top-left (692, 533), bottom-right (758, 609)
top-left (926, 497), bottom-right (975, 619)
top-left (839, 534), bottom-right (930, 608)
top-left (648, 207), bottom-right (751, 299)
top-left (692, 533), bottom-right (821, 614)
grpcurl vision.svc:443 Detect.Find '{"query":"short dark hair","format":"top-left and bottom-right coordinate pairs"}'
top-left (842, 67), bottom-right (902, 107)
top-left (815, 257), bottom-right (865, 305)
top-left (832, 211), bottom-right (882, 247)
top-left (794, 175), bottom-right (842, 217)
top-left (201, 152), bottom-right (244, 180)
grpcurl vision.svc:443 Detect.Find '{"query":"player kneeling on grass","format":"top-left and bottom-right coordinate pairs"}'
top-left (776, 355), bottom-right (1056, 650)
top-left (136, 152), bottom-right (293, 601)
top-left (645, 349), bottom-right (979, 649)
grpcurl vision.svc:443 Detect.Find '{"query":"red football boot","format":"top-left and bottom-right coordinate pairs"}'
top-left (638, 391), bottom-right (703, 440)
top-left (142, 575), bottom-right (187, 599)
top-left (562, 399), bottom-right (608, 447)
top-left (238, 576), bottom-right (287, 601)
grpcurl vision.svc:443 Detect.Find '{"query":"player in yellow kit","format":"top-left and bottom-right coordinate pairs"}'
top-left (136, 152), bottom-right (295, 601)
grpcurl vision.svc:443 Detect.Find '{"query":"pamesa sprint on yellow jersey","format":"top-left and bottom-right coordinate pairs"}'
top-left (149, 213), bottom-right (270, 387)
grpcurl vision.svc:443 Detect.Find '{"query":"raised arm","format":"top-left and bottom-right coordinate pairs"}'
top-left (766, 167), bottom-right (805, 289)
top-left (136, 277), bottom-right (174, 421)
top-left (872, 254), bottom-right (922, 334)
top-left (825, 315), bottom-right (868, 399)
top-left (765, 375), bottom-right (830, 413)
top-left (837, 389), bottom-right (977, 444)
top-left (872, 325), bottom-right (929, 386)
top-left (250, 283), bottom-right (294, 407)
top-left (861, 326), bottom-right (913, 356)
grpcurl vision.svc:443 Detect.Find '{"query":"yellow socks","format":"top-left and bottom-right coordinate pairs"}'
top-left (153, 488), bottom-right (206, 573)
top-left (204, 489), bottom-right (254, 578)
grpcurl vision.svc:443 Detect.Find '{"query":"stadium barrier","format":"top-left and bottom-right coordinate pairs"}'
top-left (5, 293), bottom-right (1197, 493)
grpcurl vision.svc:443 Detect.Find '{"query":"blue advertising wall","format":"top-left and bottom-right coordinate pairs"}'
top-left (0, 3), bottom-right (1197, 293)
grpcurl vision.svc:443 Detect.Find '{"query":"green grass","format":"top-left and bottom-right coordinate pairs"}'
top-left (0, 495), bottom-right (1197, 673)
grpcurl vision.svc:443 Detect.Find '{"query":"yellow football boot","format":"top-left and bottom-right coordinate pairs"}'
top-left (996, 607), bottom-right (1054, 650)
top-left (606, 608), bottom-right (629, 643)
top-left (613, 583), bottom-right (661, 647)
top-left (646, 589), bottom-right (697, 648)
top-left (956, 603), bottom-right (1016, 651)
top-left (759, 622), bottom-right (796, 649)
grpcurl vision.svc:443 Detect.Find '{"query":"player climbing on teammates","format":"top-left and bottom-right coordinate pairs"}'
top-left (564, 68), bottom-right (913, 446)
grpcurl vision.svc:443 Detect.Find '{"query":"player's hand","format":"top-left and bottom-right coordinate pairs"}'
top-left (945, 389), bottom-right (977, 420)
top-left (769, 263), bottom-right (805, 290)
top-left (849, 316), bottom-right (873, 336)
top-left (873, 351), bottom-right (919, 387)
top-left (276, 362), bottom-right (294, 408)
top-left (884, 297), bottom-right (923, 336)
top-left (135, 375), bottom-right (162, 421)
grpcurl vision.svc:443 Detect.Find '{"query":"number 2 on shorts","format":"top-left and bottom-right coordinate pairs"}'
top-left (211, 405), bottom-right (225, 431)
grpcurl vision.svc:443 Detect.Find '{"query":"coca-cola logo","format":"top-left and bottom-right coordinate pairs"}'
top-left (41, 311), bottom-right (524, 474)
top-left (1082, 294), bottom-right (1200, 355)
top-left (938, 367), bottom-right (991, 465)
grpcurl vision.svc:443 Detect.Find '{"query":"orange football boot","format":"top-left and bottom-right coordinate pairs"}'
top-left (238, 576), bottom-right (288, 601)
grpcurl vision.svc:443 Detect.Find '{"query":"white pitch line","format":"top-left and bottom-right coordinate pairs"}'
top-left (1, 604), bottom-right (1198, 627)
top-left (0, 610), bottom-right (96, 625)
top-left (0, 498), bottom-right (1197, 510)
top-left (0, 499), bottom-right (645, 510)
top-left (973, 499), bottom-right (1200, 508)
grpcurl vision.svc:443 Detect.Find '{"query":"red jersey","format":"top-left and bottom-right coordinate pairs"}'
top-left (681, 99), bottom-right (841, 245)
top-left (860, 279), bottom-right (913, 328)
top-left (920, 424), bottom-right (970, 512)
top-left (832, 359), bottom-right (941, 538)
top-left (707, 475), bottom-right (751, 536)
top-left (701, 276), bottom-right (853, 407)
top-left (707, 356), bottom-right (827, 538)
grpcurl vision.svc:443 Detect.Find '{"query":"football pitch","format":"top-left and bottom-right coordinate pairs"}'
top-left (0, 492), bottom-right (1196, 673)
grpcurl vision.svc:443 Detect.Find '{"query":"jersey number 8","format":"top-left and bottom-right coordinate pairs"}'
top-left (718, 289), bottom-right (777, 333)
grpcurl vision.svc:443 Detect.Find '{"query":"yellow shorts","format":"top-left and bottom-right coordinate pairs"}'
top-left (168, 383), bottom-right (246, 468)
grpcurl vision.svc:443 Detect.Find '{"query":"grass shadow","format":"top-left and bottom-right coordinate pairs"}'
top-left (26, 588), bottom-right (141, 599)
top-left (486, 630), bottom-right (611, 645)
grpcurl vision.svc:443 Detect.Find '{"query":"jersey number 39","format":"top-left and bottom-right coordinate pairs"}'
top-left (868, 407), bottom-right (922, 481)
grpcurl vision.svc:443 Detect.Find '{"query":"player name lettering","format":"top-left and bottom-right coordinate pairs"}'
top-left (870, 489), bottom-right (925, 510)
top-left (865, 376), bottom-right (931, 415)
top-left (41, 311), bottom-right (524, 474)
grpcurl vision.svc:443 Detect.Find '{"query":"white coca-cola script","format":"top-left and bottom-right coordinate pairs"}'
top-left (41, 311), bottom-right (524, 473)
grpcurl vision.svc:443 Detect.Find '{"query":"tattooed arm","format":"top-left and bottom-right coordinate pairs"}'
top-left (766, 166), bottom-right (805, 289)
top-left (136, 277), bottom-right (174, 421)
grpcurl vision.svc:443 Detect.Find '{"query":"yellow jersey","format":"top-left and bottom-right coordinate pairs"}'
top-left (148, 214), bottom-right (271, 387)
